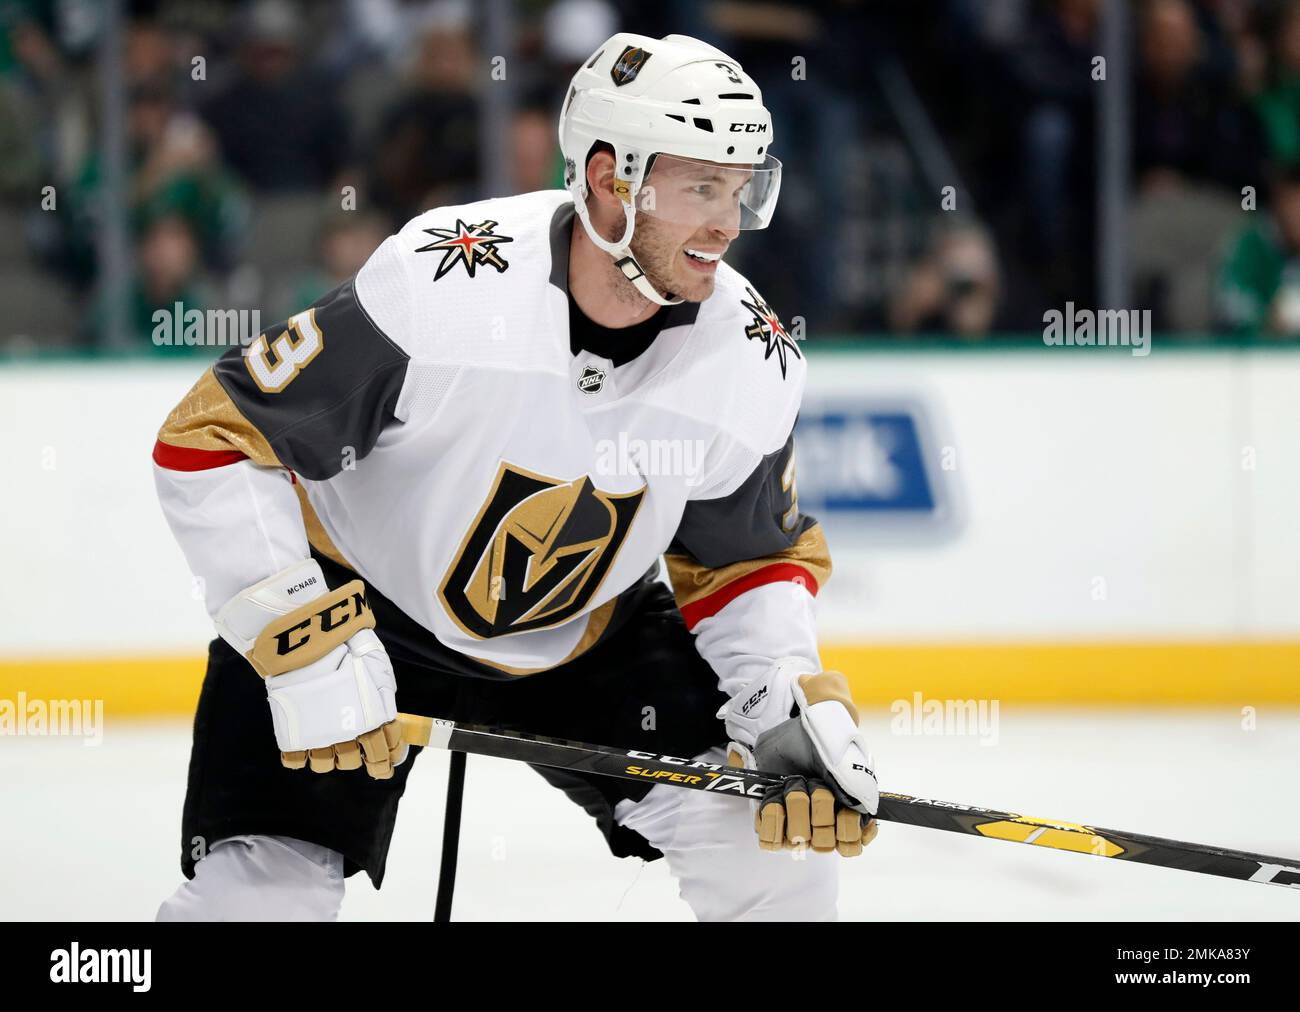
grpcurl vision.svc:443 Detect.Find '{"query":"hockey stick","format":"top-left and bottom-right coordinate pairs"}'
top-left (396, 712), bottom-right (1300, 891)
top-left (433, 750), bottom-right (466, 923)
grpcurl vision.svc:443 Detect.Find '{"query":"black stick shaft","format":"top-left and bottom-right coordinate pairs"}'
top-left (434, 750), bottom-right (466, 922)
top-left (397, 713), bottom-right (1300, 891)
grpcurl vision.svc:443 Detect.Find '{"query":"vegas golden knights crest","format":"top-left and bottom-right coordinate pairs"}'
top-left (610, 45), bottom-right (651, 86)
top-left (439, 462), bottom-right (644, 638)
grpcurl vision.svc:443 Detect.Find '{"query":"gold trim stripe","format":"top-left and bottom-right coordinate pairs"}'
top-left (156, 368), bottom-right (280, 466)
top-left (665, 523), bottom-right (832, 614)
top-left (292, 482), bottom-right (355, 572)
top-left (464, 596), bottom-right (621, 676)
top-left (158, 367), bottom-right (357, 571)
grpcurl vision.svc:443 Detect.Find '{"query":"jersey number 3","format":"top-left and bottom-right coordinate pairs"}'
top-left (781, 445), bottom-right (799, 533)
top-left (246, 309), bottom-right (323, 393)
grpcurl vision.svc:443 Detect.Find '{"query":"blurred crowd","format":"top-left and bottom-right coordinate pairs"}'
top-left (4, 0), bottom-right (1300, 353)
top-left (913, 0), bottom-right (1300, 338)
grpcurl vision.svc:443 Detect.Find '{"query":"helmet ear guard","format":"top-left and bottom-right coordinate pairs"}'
top-left (572, 138), bottom-right (682, 306)
top-left (573, 180), bottom-right (682, 306)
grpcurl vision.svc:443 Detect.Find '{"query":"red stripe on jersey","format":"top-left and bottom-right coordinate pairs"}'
top-left (152, 439), bottom-right (247, 472)
top-left (679, 562), bottom-right (819, 630)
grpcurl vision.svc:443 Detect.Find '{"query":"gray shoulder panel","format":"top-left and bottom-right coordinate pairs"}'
top-left (668, 428), bottom-right (817, 568)
top-left (212, 278), bottom-right (410, 481)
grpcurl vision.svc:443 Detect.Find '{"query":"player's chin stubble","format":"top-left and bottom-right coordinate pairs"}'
top-left (629, 217), bottom-right (716, 304)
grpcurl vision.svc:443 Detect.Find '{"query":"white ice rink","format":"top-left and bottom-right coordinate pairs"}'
top-left (4, 709), bottom-right (1298, 921)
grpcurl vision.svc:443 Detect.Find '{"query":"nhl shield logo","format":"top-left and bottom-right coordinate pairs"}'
top-left (610, 45), bottom-right (651, 87)
top-left (577, 365), bottom-right (606, 393)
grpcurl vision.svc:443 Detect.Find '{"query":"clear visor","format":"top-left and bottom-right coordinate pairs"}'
top-left (633, 152), bottom-right (781, 231)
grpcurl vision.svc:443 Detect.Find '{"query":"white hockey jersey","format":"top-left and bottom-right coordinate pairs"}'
top-left (153, 189), bottom-right (831, 696)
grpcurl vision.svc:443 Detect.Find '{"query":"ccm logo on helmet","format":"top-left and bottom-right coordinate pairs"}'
top-left (729, 122), bottom-right (768, 133)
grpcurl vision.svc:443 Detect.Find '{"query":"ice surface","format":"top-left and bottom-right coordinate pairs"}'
top-left (3, 709), bottom-right (1297, 920)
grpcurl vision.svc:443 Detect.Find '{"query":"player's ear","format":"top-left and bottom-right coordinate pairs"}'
top-left (585, 148), bottom-right (621, 212)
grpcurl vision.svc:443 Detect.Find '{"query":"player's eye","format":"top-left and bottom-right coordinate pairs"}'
top-left (691, 184), bottom-right (715, 198)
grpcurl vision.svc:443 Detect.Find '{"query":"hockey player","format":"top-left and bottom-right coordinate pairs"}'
top-left (152, 32), bottom-right (878, 922)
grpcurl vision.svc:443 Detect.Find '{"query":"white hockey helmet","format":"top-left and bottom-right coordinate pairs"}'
top-left (558, 33), bottom-right (781, 305)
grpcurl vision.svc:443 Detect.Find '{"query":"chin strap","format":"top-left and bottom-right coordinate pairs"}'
top-left (573, 186), bottom-right (683, 307)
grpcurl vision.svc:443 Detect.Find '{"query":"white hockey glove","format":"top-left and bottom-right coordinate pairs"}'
top-left (215, 560), bottom-right (407, 779)
top-left (721, 657), bottom-right (879, 856)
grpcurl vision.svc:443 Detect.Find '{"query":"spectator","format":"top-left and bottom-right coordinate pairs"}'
top-left (701, 0), bottom-right (863, 330)
top-left (0, 4), bottom-right (72, 201)
top-left (367, 0), bottom-right (481, 221)
top-left (533, 0), bottom-right (620, 188)
top-left (200, 0), bottom-right (348, 192)
top-left (86, 212), bottom-right (216, 350)
top-left (540, 0), bottom-right (620, 95)
top-left (994, 0), bottom-right (1100, 309)
top-left (123, 15), bottom-right (177, 89)
top-left (511, 102), bottom-right (558, 194)
top-left (1254, 0), bottom-right (1300, 166)
top-left (1134, 0), bottom-right (1261, 193)
top-left (59, 72), bottom-right (247, 285)
top-left (889, 224), bottom-right (1002, 337)
top-left (1216, 164), bottom-right (1300, 336)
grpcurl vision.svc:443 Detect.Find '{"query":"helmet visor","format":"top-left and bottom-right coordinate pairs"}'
top-left (634, 152), bottom-right (781, 231)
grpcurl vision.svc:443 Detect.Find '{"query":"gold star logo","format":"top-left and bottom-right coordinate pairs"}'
top-left (740, 286), bottom-right (801, 378)
top-left (415, 219), bottom-right (514, 280)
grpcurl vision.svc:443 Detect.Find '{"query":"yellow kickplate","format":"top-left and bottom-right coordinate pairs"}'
top-left (3, 639), bottom-right (1300, 716)
top-left (824, 641), bottom-right (1300, 706)
top-left (977, 818), bottom-right (1125, 857)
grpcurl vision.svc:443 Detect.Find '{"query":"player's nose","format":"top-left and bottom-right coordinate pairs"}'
top-left (707, 218), bottom-right (740, 243)
top-left (703, 202), bottom-right (742, 241)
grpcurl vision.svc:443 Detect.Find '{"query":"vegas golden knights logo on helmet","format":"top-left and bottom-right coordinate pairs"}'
top-left (439, 461), bottom-right (644, 639)
top-left (610, 45), bottom-right (651, 87)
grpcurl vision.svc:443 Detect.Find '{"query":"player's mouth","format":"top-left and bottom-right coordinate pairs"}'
top-left (683, 247), bottom-right (724, 272)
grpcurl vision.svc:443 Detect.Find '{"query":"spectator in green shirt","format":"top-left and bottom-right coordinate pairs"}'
top-left (1255, 0), bottom-right (1300, 166)
top-left (1216, 165), bottom-right (1300, 336)
top-left (85, 212), bottom-right (217, 353)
